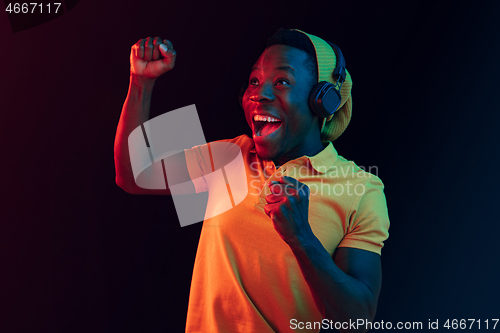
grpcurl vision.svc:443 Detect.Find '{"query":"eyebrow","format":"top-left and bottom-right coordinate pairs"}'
top-left (251, 65), bottom-right (295, 73)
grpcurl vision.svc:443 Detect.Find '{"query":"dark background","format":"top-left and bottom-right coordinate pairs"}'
top-left (1, 0), bottom-right (500, 332)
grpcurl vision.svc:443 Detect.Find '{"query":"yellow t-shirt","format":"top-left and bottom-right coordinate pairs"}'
top-left (184, 134), bottom-right (390, 333)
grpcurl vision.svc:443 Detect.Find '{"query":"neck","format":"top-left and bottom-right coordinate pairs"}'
top-left (273, 137), bottom-right (325, 167)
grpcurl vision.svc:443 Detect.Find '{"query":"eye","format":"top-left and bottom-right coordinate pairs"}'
top-left (249, 78), bottom-right (259, 86)
top-left (275, 78), bottom-right (290, 86)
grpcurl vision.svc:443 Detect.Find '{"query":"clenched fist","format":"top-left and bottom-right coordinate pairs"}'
top-left (130, 36), bottom-right (176, 79)
top-left (264, 176), bottom-right (314, 245)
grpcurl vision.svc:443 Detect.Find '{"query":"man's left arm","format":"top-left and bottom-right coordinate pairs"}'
top-left (265, 176), bottom-right (387, 333)
top-left (289, 237), bottom-right (381, 332)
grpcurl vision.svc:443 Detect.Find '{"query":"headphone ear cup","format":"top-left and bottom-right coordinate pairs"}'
top-left (309, 81), bottom-right (339, 118)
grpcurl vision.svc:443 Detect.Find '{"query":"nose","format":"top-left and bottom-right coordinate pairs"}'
top-left (250, 82), bottom-right (275, 103)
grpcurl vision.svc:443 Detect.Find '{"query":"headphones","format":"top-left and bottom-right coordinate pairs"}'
top-left (308, 41), bottom-right (346, 118)
top-left (238, 40), bottom-right (347, 119)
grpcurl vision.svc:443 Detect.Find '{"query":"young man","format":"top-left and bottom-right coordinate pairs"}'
top-left (114, 29), bottom-right (390, 333)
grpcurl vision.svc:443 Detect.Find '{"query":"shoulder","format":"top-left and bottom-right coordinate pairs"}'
top-left (206, 135), bottom-right (256, 160)
top-left (330, 153), bottom-right (389, 228)
top-left (326, 151), bottom-right (385, 188)
top-left (211, 134), bottom-right (254, 151)
top-left (188, 135), bottom-right (254, 157)
top-left (338, 157), bottom-right (386, 209)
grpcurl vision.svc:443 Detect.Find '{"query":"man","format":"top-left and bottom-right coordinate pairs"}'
top-left (114, 28), bottom-right (390, 332)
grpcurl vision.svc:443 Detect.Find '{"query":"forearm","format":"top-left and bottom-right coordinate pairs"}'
top-left (114, 74), bottom-right (156, 190)
top-left (288, 234), bottom-right (376, 333)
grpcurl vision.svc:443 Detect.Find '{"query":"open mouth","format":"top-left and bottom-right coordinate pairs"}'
top-left (253, 115), bottom-right (282, 137)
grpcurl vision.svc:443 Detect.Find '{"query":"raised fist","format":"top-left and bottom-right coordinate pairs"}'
top-left (130, 36), bottom-right (176, 79)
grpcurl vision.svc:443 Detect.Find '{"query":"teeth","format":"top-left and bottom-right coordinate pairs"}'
top-left (253, 115), bottom-right (281, 122)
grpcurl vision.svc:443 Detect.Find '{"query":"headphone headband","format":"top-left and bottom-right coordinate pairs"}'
top-left (326, 42), bottom-right (347, 86)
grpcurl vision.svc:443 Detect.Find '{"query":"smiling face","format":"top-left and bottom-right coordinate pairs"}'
top-left (242, 45), bottom-right (324, 164)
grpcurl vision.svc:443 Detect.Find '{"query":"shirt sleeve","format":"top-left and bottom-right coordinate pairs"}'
top-left (337, 175), bottom-right (390, 255)
top-left (184, 136), bottom-right (249, 194)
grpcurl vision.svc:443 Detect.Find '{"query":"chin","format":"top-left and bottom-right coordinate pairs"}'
top-left (254, 144), bottom-right (278, 161)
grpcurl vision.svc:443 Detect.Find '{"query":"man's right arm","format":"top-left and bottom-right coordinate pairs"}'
top-left (114, 37), bottom-right (192, 195)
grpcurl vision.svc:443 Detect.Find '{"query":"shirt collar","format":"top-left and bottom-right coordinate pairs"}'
top-left (306, 141), bottom-right (338, 173)
top-left (249, 141), bottom-right (338, 174)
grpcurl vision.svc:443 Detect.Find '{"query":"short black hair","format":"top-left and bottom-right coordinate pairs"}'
top-left (266, 28), bottom-right (318, 86)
